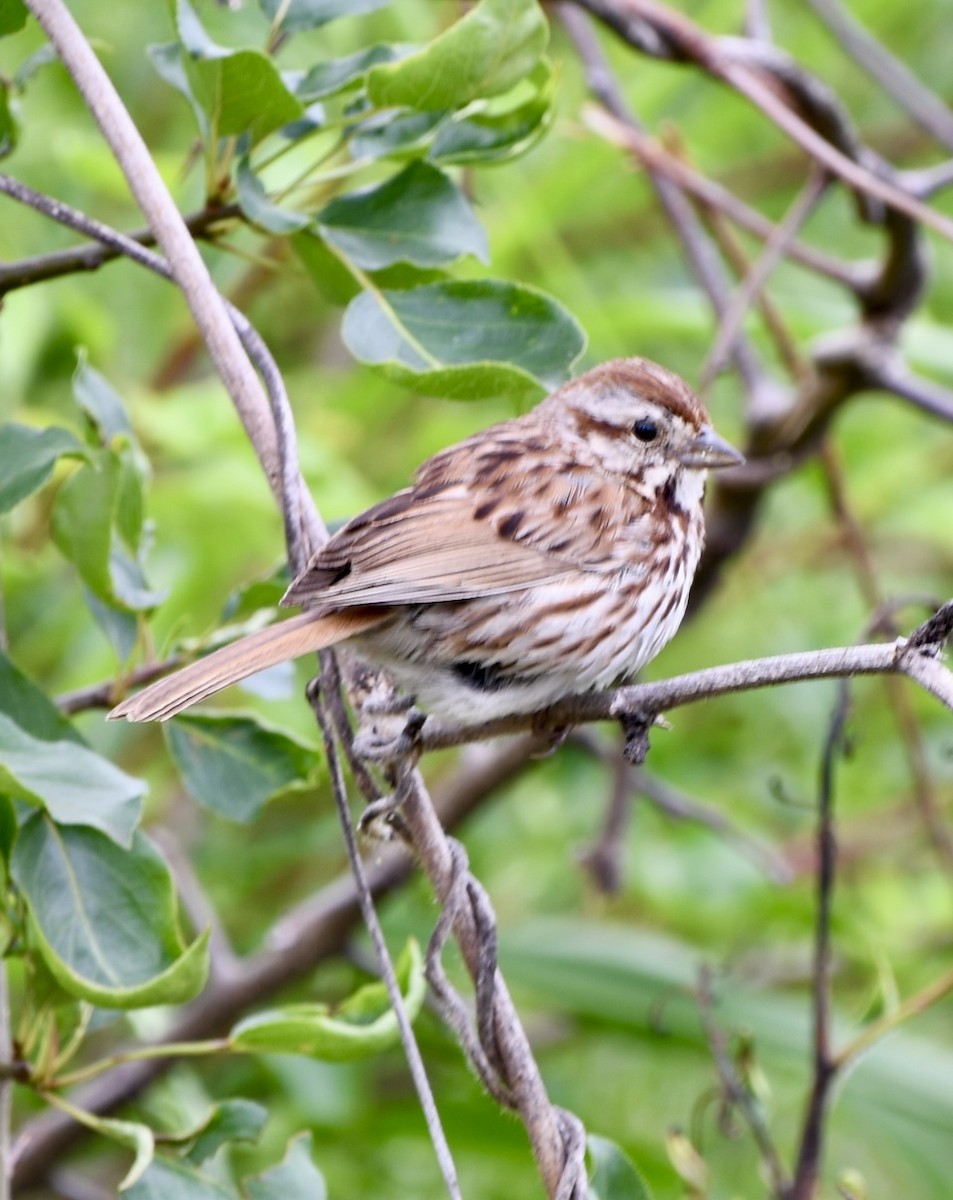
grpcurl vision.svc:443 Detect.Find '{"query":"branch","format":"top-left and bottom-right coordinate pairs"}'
top-left (581, 106), bottom-right (862, 290)
top-left (25, 0), bottom-right (282, 500)
top-left (802, 0), bottom-right (953, 152)
top-left (560, 5), bottom-right (768, 397)
top-left (787, 678), bottom-right (849, 1199)
top-left (0, 204), bottom-right (240, 296)
top-left (700, 166), bottom-right (829, 391)
top-left (310, 674), bottom-right (461, 1200)
top-left (575, 0), bottom-right (953, 244)
top-left (419, 606), bottom-right (953, 755)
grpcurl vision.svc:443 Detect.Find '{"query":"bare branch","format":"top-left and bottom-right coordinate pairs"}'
top-left (700, 167), bottom-right (829, 392)
top-left (419, 610), bottom-right (953, 754)
top-left (24, 0), bottom-right (283, 500)
top-left (56, 657), bottom-right (183, 715)
top-left (0, 204), bottom-right (239, 297)
top-left (574, 0), bottom-right (953, 244)
top-left (310, 673), bottom-right (462, 1200)
top-left (788, 679), bottom-right (849, 1199)
top-left (560, 6), bottom-right (768, 396)
top-left (801, 0), bottom-right (953, 152)
top-left (581, 105), bottom-right (863, 291)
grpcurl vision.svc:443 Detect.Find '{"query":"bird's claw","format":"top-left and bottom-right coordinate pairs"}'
top-left (352, 706), bottom-right (427, 763)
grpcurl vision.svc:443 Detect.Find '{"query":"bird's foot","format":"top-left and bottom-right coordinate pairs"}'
top-left (360, 691), bottom-right (417, 717)
top-left (530, 722), bottom-right (572, 757)
top-left (353, 705), bottom-right (427, 763)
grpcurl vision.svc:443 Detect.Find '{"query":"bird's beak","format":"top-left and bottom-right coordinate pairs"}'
top-left (679, 426), bottom-right (745, 470)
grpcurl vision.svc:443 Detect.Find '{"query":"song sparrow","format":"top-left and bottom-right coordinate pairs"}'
top-left (110, 358), bottom-right (742, 726)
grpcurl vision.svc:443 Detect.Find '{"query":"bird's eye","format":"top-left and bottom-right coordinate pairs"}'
top-left (632, 417), bottom-right (659, 443)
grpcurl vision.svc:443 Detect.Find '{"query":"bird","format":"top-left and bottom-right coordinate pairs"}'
top-left (109, 357), bottom-right (742, 727)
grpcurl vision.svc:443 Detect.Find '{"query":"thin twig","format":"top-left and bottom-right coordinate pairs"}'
top-left (24, 0), bottom-right (283, 499)
top-left (697, 966), bottom-right (790, 1197)
top-left (582, 105), bottom-right (861, 290)
top-left (786, 678), bottom-right (850, 1199)
top-left (661, 126), bottom-right (811, 384)
top-left (577, 743), bottom-right (635, 894)
top-left (560, 5), bottom-right (767, 396)
top-left (310, 675), bottom-right (462, 1200)
top-left (801, 0), bottom-right (953, 152)
top-left (575, 0), bottom-right (953, 244)
top-left (833, 964), bottom-right (953, 1070)
top-left (700, 167), bottom-right (829, 393)
top-left (0, 204), bottom-right (240, 296)
top-left (56, 657), bottom-right (183, 715)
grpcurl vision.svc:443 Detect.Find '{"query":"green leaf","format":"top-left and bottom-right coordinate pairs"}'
top-left (115, 449), bottom-right (146, 551)
top-left (46, 1100), bottom-right (155, 1192)
top-left (177, 0), bottom-right (303, 144)
top-left (294, 44), bottom-right (401, 101)
top-left (0, 651), bottom-right (83, 744)
top-left (317, 161), bottom-right (487, 270)
top-left (341, 279), bottom-right (586, 399)
top-left (50, 449), bottom-right (117, 601)
top-left (430, 63), bottom-right (556, 165)
top-left (367, 0), bottom-right (547, 111)
top-left (587, 1136), bottom-right (656, 1200)
top-left (0, 78), bottom-right (16, 158)
top-left (184, 1099), bottom-right (268, 1165)
top-left (110, 545), bottom-right (165, 612)
top-left (51, 448), bottom-right (162, 613)
top-left (230, 939), bottom-right (424, 1061)
top-left (0, 0), bottom-right (27, 37)
top-left (85, 589), bottom-right (140, 663)
top-left (125, 1156), bottom-right (239, 1200)
top-left (149, 41), bottom-right (208, 137)
top-left (164, 713), bottom-right (318, 823)
top-left (292, 230), bottom-right (361, 304)
top-left (0, 422), bottom-right (88, 514)
top-left (235, 157), bottom-right (309, 235)
top-left (0, 797), bottom-right (16, 865)
top-left (245, 1133), bottom-right (327, 1200)
top-left (220, 569), bottom-right (288, 624)
top-left (349, 109), bottom-right (446, 162)
top-left (73, 357), bottom-right (134, 442)
top-left (666, 1129), bottom-right (709, 1194)
top-left (12, 817), bottom-right (210, 1008)
top-left (260, 0), bottom-right (389, 34)
top-left (0, 713), bottom-right (143, 845)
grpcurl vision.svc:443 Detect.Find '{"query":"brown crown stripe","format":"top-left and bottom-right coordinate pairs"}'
top-left (586, 359), bottom-right (707, 428)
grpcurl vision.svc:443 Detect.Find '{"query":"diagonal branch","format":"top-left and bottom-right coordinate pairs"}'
top-left (801, 0), bottom-right (953, 152)
top-left (574, 0), bottom-right (953, 244)
top-left (24, 0), bottom-right (284, 501)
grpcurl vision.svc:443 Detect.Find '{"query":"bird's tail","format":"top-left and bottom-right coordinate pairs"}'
top-left (109, 609), bottom-right (386, 723)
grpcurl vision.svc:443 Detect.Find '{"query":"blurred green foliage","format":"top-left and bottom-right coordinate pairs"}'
top-left (1, 0), bottom-right (953, 1197)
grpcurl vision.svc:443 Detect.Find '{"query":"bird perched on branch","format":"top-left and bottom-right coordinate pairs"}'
top-left (110, 358), bottom-right (742, 726)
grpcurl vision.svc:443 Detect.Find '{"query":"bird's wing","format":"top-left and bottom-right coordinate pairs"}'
top-left (284, 488), bottom-right (579, 608)
top-left (284, 437), bottom-right (655, 611)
